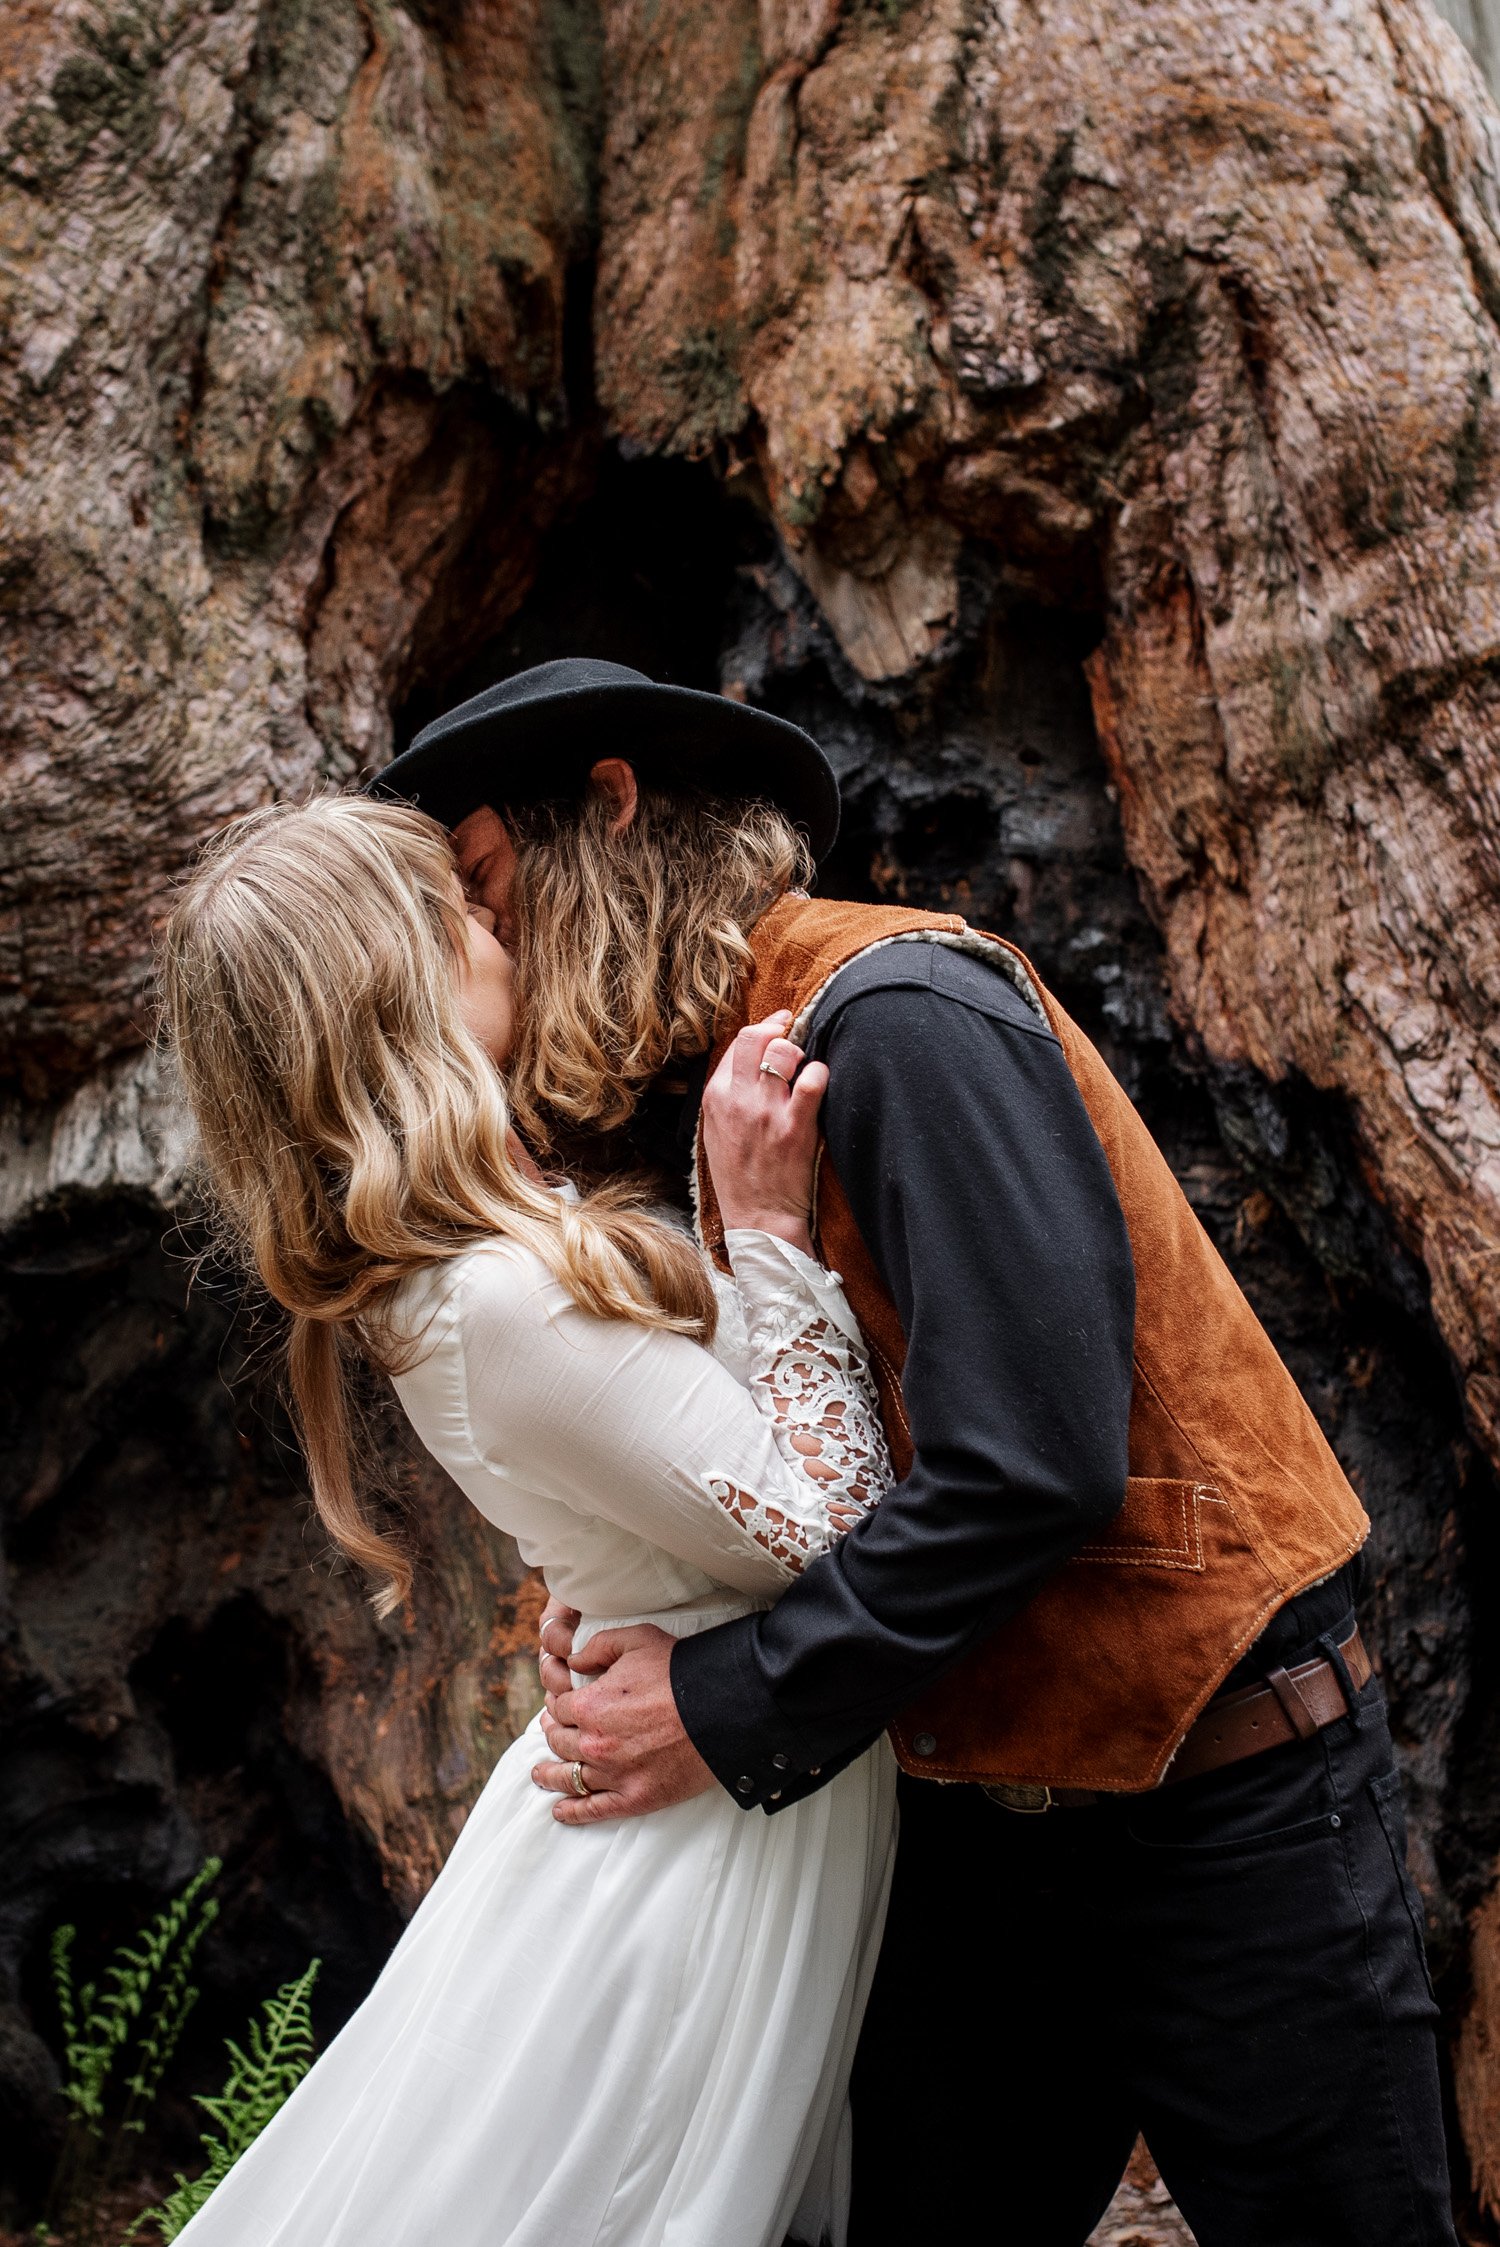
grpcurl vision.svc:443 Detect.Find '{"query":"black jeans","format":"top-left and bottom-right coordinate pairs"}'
top-left (848, 1644), bottom-right (1457, 2246)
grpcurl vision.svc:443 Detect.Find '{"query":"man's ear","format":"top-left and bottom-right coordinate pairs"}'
top-left (589, 758), bottom-right (639, 835)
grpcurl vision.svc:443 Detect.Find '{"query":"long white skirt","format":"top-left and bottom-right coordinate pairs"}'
top-left (175, 1700), bottom-right (897, 2247)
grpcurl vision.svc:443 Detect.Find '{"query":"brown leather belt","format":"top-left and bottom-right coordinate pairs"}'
top-left (983, 1626), bottom-right (1372, 1814)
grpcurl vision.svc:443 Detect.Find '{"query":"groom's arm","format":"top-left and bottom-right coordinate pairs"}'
top-left (667, 942), bottom-right (1136, 1811)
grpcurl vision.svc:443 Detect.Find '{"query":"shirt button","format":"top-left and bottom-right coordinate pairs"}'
top-left (769, 1789), bottom-right (783, 1802)
top-left (913, 1733), bottom-right (938, 1758)
top-left (772, 1753), bottom-right (790, 1770)
top-left (736, 1776), bottom-right (755, 1795)
top-left (808, 1766), bottom-right (821, 1777)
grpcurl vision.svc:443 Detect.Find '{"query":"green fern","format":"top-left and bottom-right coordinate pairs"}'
top-left (133, 1959), bottom-right (320, 2243)
top-left (45, 1862), bottom-right (222, 2229)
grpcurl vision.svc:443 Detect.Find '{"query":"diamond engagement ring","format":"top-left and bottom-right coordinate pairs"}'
top-left (759, 1060), bottom-right (793, 1084)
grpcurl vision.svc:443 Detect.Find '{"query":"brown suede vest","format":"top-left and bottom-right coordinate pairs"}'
top-left (694, 895), bottom-right (1370, 1793)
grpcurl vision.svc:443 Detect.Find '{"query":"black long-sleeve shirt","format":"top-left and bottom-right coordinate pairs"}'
top-left (670, 936), bottom-right (1361, 1808)
top-left (670, 938), bottom-right (1139, 1810)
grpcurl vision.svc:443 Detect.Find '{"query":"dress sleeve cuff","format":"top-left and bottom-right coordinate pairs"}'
top-left (721, 1228), bottom-right (865, 1351)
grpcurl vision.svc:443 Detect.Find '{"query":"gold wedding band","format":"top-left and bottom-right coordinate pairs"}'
top-left (569, 1761), bottom-right (591, 1799)
top-left (759, 1060), bottom-right (792, 1084)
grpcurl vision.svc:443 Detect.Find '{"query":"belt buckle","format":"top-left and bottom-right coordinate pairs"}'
top-left (983, 1782), bottom-right (1054, 1814)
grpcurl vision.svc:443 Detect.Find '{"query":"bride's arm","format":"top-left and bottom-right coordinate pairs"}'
top-left (526, 1015), bottom-right (887, 1816)
top-left (710, 1228), bottom-right (890, 1571)
top-left (448, 1014), bottom-right (888, 1594)
top-left (447, 1237), bottom-right (886, 1595)
top-left (687, 1007), bottom-right (890, 1568)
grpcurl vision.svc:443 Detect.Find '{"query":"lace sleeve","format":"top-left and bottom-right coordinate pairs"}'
top-left (703, 1229), bottom-right (894, 1574)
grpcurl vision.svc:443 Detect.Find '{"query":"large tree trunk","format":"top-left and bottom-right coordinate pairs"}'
top-left (5, 0), bottom-right (1500, 2232)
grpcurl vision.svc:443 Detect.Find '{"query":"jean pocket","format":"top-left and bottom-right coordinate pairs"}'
top-left (1369, 1767), bottom-right (1437, 2002)
top-left (1123, 1802), bottom-right (1337, 1858)
top-left (1123, 1722), bottom-right (1338, 1853)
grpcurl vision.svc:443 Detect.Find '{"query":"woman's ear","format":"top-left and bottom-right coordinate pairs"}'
top-left (588, 758), bottom-right (639, 835)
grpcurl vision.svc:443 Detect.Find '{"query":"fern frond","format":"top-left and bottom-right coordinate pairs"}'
top-left (123, 1971), bottom-right (201, 2114)
top-left (115, 1883), bottom-right (220, 2158)
top-left (44, 1860), bottom-right (224, 2232)
top-left (51, 1927), bottom-right (79, 2056)
top-left (132, 1960), bottom-right (320, 2244)
top-left (65, 1862), bottom-right (225, 2136)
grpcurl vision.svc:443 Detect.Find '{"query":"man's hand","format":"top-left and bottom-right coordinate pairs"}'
top-left (531, 1623), bottom-right (718, 1825)
top-left (700, 1012), bottom-right (827, 1252)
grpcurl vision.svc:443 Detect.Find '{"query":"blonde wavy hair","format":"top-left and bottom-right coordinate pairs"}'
top-left (504, 781), bottom-right (813, 1152)
top-left (161, 795), bottom-right (718, 1617)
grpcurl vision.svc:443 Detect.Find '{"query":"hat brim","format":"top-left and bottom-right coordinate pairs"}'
top-left (371, 681), bottom-right (840, 864)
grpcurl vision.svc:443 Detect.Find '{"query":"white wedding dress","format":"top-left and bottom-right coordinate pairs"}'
top-left (175, 1226), bottom-right (899, 2247)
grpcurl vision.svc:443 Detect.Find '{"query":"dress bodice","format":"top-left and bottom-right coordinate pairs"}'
top-left (388, 1228), bottom-right (891, 1632)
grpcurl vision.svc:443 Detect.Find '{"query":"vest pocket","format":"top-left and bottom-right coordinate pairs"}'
top-left (1073, 1476), bottom-right (1219, 1571)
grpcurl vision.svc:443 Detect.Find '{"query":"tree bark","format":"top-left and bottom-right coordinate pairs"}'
top-left (6, 0), bottom-right (1500, 2229)
top-left (601, 0), bottom-right (1500, 1478)
top-left (0, 0), bottom-right (598, 1097)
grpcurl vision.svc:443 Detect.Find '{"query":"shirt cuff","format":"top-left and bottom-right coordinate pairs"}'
top-left (670, 1615), bottom-right (835, 1815)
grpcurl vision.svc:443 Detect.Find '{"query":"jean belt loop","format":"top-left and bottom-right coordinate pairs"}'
top-left (1318, 1629), bottom-right (1364, 1731)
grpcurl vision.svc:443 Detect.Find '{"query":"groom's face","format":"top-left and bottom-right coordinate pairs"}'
top-left (450, 763), bottom-right (640, 953)
top-left (452, 805), bottom-right (519, 948)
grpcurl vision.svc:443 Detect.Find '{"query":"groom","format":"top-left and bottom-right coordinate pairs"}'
top-left (376, 658), bottom-right (1458, 2246)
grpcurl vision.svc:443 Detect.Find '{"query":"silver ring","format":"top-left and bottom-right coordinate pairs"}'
top-left (569, 1760), bottom-right (591, 1799)
top-left (759, 1060), bottom-right (792, 1085)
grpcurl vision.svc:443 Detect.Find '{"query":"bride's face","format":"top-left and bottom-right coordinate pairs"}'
top-left (452, 885), bottom-right (517, 1065)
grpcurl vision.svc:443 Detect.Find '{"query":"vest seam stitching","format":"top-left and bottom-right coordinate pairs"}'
top-left (1077, 1478), bottom-right (1208, 1567)
top-left (1129, 1353), bottom-right (1216, 1478)
top-left (891, 1500), bottom-right (1365, 1789)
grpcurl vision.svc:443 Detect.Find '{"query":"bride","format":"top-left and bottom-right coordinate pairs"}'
top-left (160, 793), bottom-right (898, 2247)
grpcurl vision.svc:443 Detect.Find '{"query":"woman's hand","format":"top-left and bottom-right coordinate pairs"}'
top-left (700, 1012), bottom-right (828, 1255)
top-left (537, 1595), bottom-right (579, 1700)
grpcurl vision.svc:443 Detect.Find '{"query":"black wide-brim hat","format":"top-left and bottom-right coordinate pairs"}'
top-left (370, 657), bottom-right (840, 864)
